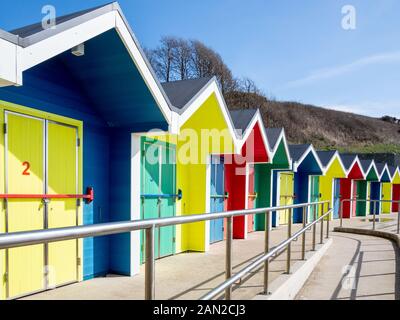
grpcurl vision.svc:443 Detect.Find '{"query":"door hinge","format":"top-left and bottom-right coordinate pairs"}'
top-left (141, 244), bottom-right (144, 253)
top-left (3, 199), bottom-right (7, 210)
top-left (3, 272), bottom-right (8, 283)
top-left (172, 237), bottom-right (176, 243)
top-left (77, 257), bottom-right (81, 266)
top-left (3, 123), bottom-right (6, 135)
top-left (77, 138), bottom-right (81, 147)
top-left (76, 199), bottom-right (81, 207)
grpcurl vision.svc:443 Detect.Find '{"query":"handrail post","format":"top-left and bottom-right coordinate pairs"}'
top-left (263, 211), bottom-right (270, 294)
top-left (326, 203), bottom-right (330, 239)
top-left (286, 208), bottom-right (292, 274)
top-left (320, 203), bottom-right (324, 244)
top-left (145, 226), bottom-right (155, 300)
top-left (225, 216), bottom-right (233, 300)
top-left (301, 206), bottom-right (306, 260)
top-left (373, 201), bottom-right (377, 231)
top-left (312, 203), bottom-right (316, 251)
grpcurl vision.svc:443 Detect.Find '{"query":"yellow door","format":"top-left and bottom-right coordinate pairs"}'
top-left (381, 183), bottom-right (392, 214)
top-left (279, 172), bottom-right (294, 225)
top-left (6, 112), bottom-right (45, 298)
top-left (47, 122), bottom-right (78, 287)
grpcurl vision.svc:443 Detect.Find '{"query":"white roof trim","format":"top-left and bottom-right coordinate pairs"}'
top-left (178, 78), bottom-right (241, 153)
top-left (321, 151), bottom-right (347, 177)
top-left (0, 38), bottom-right (20, 86)
top-left (269, 128), bottom-right (293, 169)
top-left (365, 160), bottom-right (379, 181)
top-left (346, 156), bottom-right (367, 180)
top-left (378, 163), bottom-right (392, 182)
top-left (238, 110), bottom-right (273, 162)
top-left (292, 145), bottom-right (324, 173)
top-left (0, 4), bottom-right (177, 133)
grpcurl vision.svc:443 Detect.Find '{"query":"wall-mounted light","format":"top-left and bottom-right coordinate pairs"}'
top-left (71, 43), bottom-right (85, 57)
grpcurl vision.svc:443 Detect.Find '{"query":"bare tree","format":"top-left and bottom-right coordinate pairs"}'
top-left (239, 77), bottom-right (260, 94)
top-left (174, 38), bottom-right (193, 80)
top-left (146, 36), bottom-right (240, 93)
top-left (150, 36), bottom-right (179, 82)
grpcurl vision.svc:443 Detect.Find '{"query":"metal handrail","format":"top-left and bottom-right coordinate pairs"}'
top-left (339, 198), bottom-right (400, 234)
top-left (0, 200), bottom-right (330, 300)
top-left (201, 206), bottom-right (333, 300)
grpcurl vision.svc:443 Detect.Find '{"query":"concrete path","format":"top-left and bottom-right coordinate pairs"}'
top-left (21, 213), bottom-right (400, 300)
top-left (296, 232), bottom-right (400, 300)
top-left (23, 223), bottom-right (326, 300)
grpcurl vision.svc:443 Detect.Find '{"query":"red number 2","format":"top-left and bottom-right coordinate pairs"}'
top-left (22, 161), bottom-right (30, 176)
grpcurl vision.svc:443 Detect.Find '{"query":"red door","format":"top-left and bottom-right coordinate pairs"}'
top-left (247, 164), bottom-right (256, 233)
top-left (352, 181), bottom-right (358, 217)
top-left (392, 184), bottom-right (400, 213)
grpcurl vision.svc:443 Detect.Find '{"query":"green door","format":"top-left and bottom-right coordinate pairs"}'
top-left (141, 138), bottom-right (176, 263)
top-left (356, 181), bottom-right (367, 216)
top-left (309, 176), bottom-right (320, 222)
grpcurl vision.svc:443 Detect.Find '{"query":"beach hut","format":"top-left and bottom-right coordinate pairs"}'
top-left (339, 154), bottom-right (366, 219)
top-left (289, 145), bottom-right (324, 224)
top-left (255, 128), bottom-right (292, 230)
top-left (0, 3), bottom-right (176, 299)
top-left (225, 109), bottom-right (271, 239)
top-left (357, 160), bottom-right (379, 216)
top-left (376, 163), bottom-right (392, 214)
top-left (135, 76), bottom-right (239, 265)
top-left (390, 166), bottom-right (400, 213)
top-left (316, 151), bottom-right (347, 219)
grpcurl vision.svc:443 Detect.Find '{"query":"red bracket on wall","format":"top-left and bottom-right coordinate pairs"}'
top-left (0, 186), bottom-right (94, 204)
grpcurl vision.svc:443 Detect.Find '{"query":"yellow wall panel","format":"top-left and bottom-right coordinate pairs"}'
top-left (146, 94), bottom-right (236, 253)
top-left (319, 158), bottom-right (346, 217)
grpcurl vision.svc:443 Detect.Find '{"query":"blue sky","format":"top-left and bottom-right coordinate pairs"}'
top-left (1, 0), bottom-right (399, 118)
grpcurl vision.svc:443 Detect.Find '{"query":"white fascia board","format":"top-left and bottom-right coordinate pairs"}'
top-left (19, 11), bottom-right (116, 72)
top-left (16, 10), bottom-right (173, 130)
top-left (293, 145), bottom-right (323, 174)
top-left (179, 79), bottom-right (241, 154)
top-left (380, 164), bottom-right (392, 182)
top-left (270, 128), bottom-right (292, 170)
top-left (0, 38), bottom-right (20, 86)
top-left (280, 129), bottom-right (293, 167)
top-left (352, 156), bottom-right (367, 180)
top-left (239, 110), bottom-right (272, 163)
top-left (368, 161), bottom-right (379, 181)
top-left (323, 151), bottom-right (346, 177)
top-left (115, 12), bottom-right (173, 128)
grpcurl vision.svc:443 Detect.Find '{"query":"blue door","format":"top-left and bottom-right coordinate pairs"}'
top-left (333, 179), bottom-right (341, 219)
top-left (370, 182), bottom-right (381, 215)
top-left (210, 156), bottom-right (225, 243)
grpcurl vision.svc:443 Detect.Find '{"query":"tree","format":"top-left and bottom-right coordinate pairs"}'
top-left (149, 36), bottom-right (179, 82)
top-left (174, 38), bottom-right (193, 80)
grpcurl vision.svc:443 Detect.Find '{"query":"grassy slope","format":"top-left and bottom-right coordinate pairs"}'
top-left (226, 92), bottom-right (400, 153)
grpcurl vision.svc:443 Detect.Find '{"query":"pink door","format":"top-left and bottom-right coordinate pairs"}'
top-left (352, 181), bottom-right (358, 217)
top-left (247, 165), bottom-right (256, 233)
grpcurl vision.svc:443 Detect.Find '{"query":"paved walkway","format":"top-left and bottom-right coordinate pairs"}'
top-left (296, 232), bottom-right (400, 300)
top-left (22, 213), bottom-right (400, 300)
top-left (23, 223), bottom-right (326, 300)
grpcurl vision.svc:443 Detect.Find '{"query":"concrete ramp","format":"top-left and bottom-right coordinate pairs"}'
top-left (296, 233), bottom-right (400, 300)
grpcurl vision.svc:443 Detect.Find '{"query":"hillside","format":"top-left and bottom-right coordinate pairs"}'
top-left (225, 91), bottom-right (400, 153)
